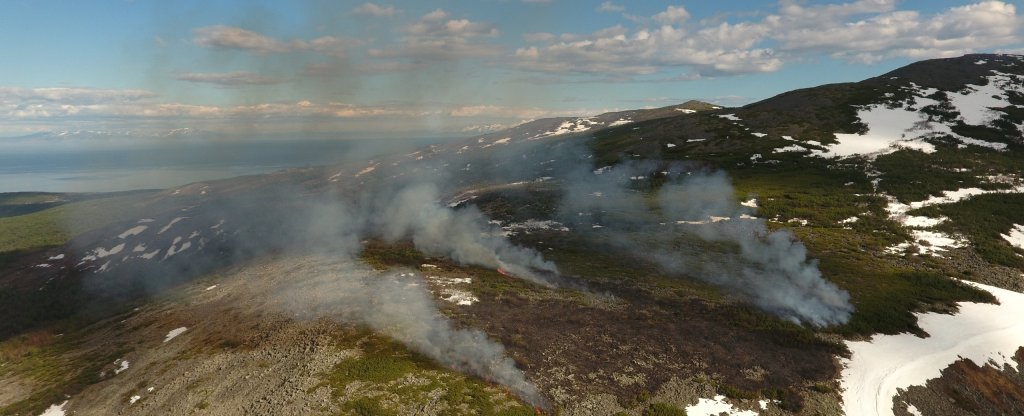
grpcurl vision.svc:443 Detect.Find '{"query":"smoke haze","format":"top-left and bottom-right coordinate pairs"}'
top-left (279, 260), bottom-right (547, 408)
top-left (556, 157), bottom-right (853, 327)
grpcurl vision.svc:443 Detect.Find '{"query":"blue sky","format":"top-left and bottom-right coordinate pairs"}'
top-left (1, 0), bottom-right (1022, 138)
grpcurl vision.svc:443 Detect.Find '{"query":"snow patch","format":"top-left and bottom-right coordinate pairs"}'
top-left (675, 108), bottom-right (696, 114)
top-left (163, 327), bottom-right (187, 343)
top-left (717, 114), bottom-right (741, 121)
top-left (118, 225), bottom-right (148, 239)
top-left (355, 163), bottom-right (378, 177)
top-left (47, 254), bottom-right (64, 261)
top-left (902, 216), bottom-right (946, 228)
top-left (533, 118), bottom-right (596, 139)
top-left (94, 243), bottom-right (125, 258)
top-left (158, 217), bottom-right (186, 234)
top-left (1002, 224), bottom-right (1024, 250)
top-left (740, 198), bottom-right (758, 208)
top-left (686, 395), bottom-right (757, 416)
top-left (840, 281), bottom-right (1024, 416)
top-left (114, 359), bottom-right (129, 374)
top-left (502, 220), bottom-right (570, 235)
top-left (947, 72), bottom-right (1019, 127)
top-left (608, 118), bottom-right (632, 126)
top-left (39, 401), bottom-right (68, 416)
top-left (774, 144), bottom-right (808, 153)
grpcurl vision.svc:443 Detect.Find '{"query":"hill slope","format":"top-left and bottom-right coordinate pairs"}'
top-left (1, 54), bottom-right (1023, 416)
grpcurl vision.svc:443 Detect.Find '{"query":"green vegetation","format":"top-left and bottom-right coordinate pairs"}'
top-left (0, 323), bottom-right (132, 416)
top-left (644, 402), bottom-right (688, 416)
top-left (912, 193), bottom-right (1024, 268)
top-left (345, 397), bottom-right (394, 416)
top-left (834, 270), bottom-right (994, 336)
top-left (332, 355), bottom-right (420, 384)
top-left (360, 240), bottom-right (427, 270)
top-left (0, 191), bottom-right (157, 255)
top-left (319, 330), bottom-right (535, 416)
top-left (872, 147), bottom-right (1024, 203)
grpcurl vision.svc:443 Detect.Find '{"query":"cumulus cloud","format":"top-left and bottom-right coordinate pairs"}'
top-left (597, 2), bottom-right (625, 13)
top-left (175, 71), bottom-right (281, 86)
top-left (369, 9), bottom-right (500, 60)
top-left (516, 0), bottom-right (1024, 78)
top-left (352, 2), bottom-right (400, 17)
top-left (774, 0), bottom-right (1023, 62)
top-left (193, 25), bottom-right (362, 57)
top-left (653, 5), bottom-right (690, 25)
top-left (193, 25), bottom-right (290, 53)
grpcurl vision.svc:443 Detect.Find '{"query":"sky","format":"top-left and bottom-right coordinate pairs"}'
top-left (1, 0), bottom-right (1022, 139)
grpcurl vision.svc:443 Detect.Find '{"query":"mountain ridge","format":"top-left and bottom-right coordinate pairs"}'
top-left (1, 54), bottom-right (1023, 416)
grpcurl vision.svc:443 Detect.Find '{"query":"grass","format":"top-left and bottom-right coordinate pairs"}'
top-left (644, 402), bottom-right (688, 416)
top-left (359, 240), bottom-right (428, 271)
top-left (871, 147), bottom-right (1023, 203)
top-left (911, 193), bottom-right (1024, 268)
top-left (318, 330), bottom-right (535, 416)
top-left (0, 191), bottom-right (157, 255)
top-left (0, 324), bottom-right (132, 416)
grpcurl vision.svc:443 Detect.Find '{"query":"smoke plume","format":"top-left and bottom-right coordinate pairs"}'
top-left (558, 159), bottom-right (853, 327)
top-left (368, 182), bottom-right (559, 286)
top-left (280, 260), bottom-right (547, 408)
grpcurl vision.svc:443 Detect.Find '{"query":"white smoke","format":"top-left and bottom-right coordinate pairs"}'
top-left (279, 260), bottom-right (547, 407)
top-left (559, 160), bottom-right (853, 326)
top-left (368, 183), bottom-right (559, 286)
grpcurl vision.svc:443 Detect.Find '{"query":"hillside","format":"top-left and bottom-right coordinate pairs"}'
top-left (1, 54), bottom-right (1023, 416)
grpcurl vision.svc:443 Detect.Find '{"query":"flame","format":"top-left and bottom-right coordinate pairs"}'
top-left (497, 267), bottom-right (510, 277)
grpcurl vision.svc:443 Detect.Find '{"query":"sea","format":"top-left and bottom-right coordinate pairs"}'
top-left (0, 137), bottom-right (451, 193)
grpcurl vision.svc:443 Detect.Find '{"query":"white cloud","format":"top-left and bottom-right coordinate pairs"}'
top-left (370, 9), bottom-right (500, 60)
top-left (597, 2), bottom-right (625, 13)
top-left (653, 5), bottom-right (690, 25)
top-left (0, 87), bottom-right (156, 105)
top-left (774, 1), bottom-right (1023, 62)
top-left (352, 2), bottom-right (400, 17)
top-left (192, 25), bottom-right (363, 57)
top-left (175, 71), bottom-right (281, 86)
top-left (515, 1), bottom-right (1024, 78)
top-left (193, 25), bottom-right (290, 54)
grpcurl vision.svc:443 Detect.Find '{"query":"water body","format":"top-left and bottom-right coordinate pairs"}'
top-left (0, 137), bottom-right (452, 193)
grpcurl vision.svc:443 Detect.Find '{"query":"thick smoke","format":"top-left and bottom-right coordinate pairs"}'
top-left (269, 180), bottom-right (556, 405)
top-left (558, 159), bottom-right (853, 327)
top-left (71, 163), bottom-right (557, 406)
top-left (280, 260), bottom-right (547, 408)
top-left (367, 183), bottom-right (559, 286)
